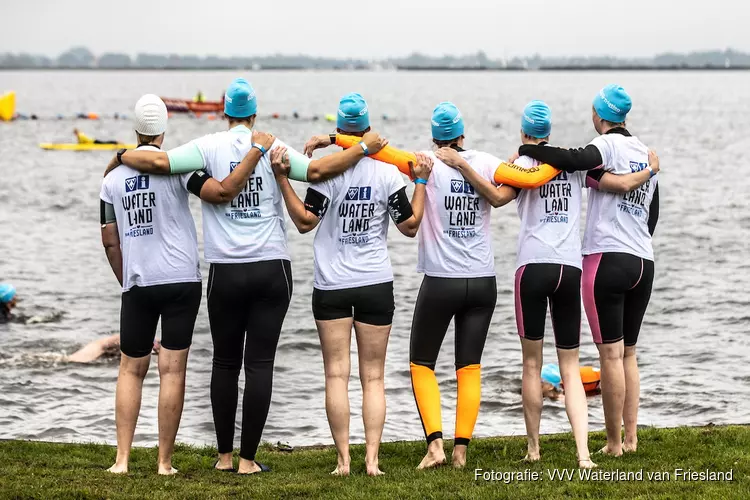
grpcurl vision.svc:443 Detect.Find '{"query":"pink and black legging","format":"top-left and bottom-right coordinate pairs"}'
top-left (515, 263), bottom-right (582, 349)
top-left (582, 252), bottom-right (654, 346)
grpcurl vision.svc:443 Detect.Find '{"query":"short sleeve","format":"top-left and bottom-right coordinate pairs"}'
top-left (309, 177), bottom-right (333, 201)
top-left (100, 176), bottom-right (113, 204)
top-left (189, 135), bottom-right (214, 175)
top-left (588, 136), bottom-right (613, 170)
top-left (480, 152), bottom-right (501, 185)
top-left (386, 166), bottom-right (406, 196)
top-left (179, 172), bottom-right (194, 190)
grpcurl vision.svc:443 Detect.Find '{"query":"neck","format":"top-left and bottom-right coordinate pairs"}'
top-left (522, 137), bottom-right (547, 145)
top-left (601, 123), bottom-right (625, 134)
top-left (228, 120), bottom-right (253, 130)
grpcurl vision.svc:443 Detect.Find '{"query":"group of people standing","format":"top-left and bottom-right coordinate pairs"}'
top-left (99, 77), bottom-right (659, 476)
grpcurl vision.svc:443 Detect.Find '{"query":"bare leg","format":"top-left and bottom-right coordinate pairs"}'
top-left (557, 349), bottom-right (595, 468)
top-left (520, 338), bottom-right (543, 461)
top-left (597, 341), bottom-right (625, 456)
top-left (317, 318), bottom-right (353, 476)
top-left (623, 345), bottom-right (640, 453)
top-left (156, 347), bottom-right (190, 475)
top-left (108, 353), bottom-right (151, 473)
top-left (353, 321), bottom-right (390, 476)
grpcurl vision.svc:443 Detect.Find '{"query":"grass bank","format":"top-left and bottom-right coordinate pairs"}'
top-left (0, 425), bottom-right (747, 499)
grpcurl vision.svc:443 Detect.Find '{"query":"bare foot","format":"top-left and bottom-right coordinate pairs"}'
top-left (158, 466), bottom-right (178, 476)
top-left (215, 453), bottom-right (234, 471)
top-left (417, 450), bottom-right (446, 469)
top-left (452, 444), bottom-right (468, 469)
top-left (623, 439), bottom-right (637, 453)
top-left (578, 458), bottom-right (598, 469)
top-left (598, 445), bottom-right (623, 457)
top-left (107, 463), bottom-right (128, 474)
top-left (237, 460), bottom-right (262, 475)
top-left (330, 465), bottom-right (350, 476)
top-left (366, 465), bottom-right (385, 476)
top-left (522, 452), bottom-right (541, 463)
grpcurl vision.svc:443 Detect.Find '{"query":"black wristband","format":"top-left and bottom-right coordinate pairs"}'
top-left (329, 133), bottom-right (336, 145)
top-left (116, 148), bottom-right (127, 164)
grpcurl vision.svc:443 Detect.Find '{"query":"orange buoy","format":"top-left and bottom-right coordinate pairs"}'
top-left (87, 112), bottom-right (99, 120)
top-left (579, 366), bottom-right (601, 393)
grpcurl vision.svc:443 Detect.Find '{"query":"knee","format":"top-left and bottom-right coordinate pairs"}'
top-left (213, 355), bottom-right (242, 374)
top-left (624, 345), bottom-right (637, 358)
top-left (122, 358), bottom-right (150, 378)
top-left (522, 356), bottom-right (543, 372)
top-left (598, 344), bottom-right (625, 362)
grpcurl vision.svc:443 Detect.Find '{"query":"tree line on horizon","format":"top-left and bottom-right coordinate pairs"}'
top-left (1, 47), bottom-right (749, 70)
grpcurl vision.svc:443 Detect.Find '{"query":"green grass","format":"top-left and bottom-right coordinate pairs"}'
top-left (0, 426), bottom-right (748, 499)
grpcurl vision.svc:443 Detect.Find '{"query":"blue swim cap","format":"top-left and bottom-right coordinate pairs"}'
top-left (431, 102), bottom-right (464, 141)
top-left (540, 364), bottom-right (562, 389)
top-left (336, 93), bottom-right (370, 132)
top-left (0, 283), bottom-right (16, 304)
top-left (593, 84), bottom-right (631, 123)
top-left (521, 100), bottom-right (552, 138)
top-left (224, 78), bottom-right (257, 118)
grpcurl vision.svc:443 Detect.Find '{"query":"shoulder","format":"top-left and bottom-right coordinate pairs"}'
top-left (514, 155), bottom-right (538, 169)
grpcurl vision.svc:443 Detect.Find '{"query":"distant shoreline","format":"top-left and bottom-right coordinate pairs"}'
top-left (2, 65), bottom-right (750, 71)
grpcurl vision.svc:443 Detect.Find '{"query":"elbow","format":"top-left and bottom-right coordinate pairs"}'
top-left (306, 163), bottom-right (323, 183)
top-left (401, 222), bottom-right (419, 238)
top-left (297, 223), bottom-right (315, 234)
top-left (490, 198), bottom-right (504, 208)
top-left (154, 156), bottom-right (170, 173)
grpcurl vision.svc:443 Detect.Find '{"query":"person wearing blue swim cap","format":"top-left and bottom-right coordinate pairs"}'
top-left (0, 283), bottom-right (17, 322)
top-left (269, 92), bottom-right (432, 476)
top-left (406, 102), bottom-right (512, 470)
top-left (515, 85), bottom-right (663, 458)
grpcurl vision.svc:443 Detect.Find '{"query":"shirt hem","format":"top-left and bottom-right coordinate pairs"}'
top-left (582, 248), bottom-right (654, 261)
top-left (122, 276), bottom-right (202, 293)
top-left (313, 276), bottom-right (394, 291)
top-left (516, 258), bottom-right (582, 270)
top-left (205, 254), bottom-right (291, 265)
top-left (419, 270), bottom-right (497, 279)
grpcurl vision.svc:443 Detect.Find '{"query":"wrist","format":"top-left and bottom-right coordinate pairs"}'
top-left (414, 178), bottom-right (428, 185)
top-left (646, 165), bottom-right (656, 178)
top-left (359, 141), bottom-right (370, 156)
top-left (329, 133), bottom-right (336, 145)
top-left (252, 143), bottom-right (268, 155)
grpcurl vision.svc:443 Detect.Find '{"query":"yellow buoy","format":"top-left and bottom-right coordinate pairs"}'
top-left (0, 91), bottom-right (16, 122)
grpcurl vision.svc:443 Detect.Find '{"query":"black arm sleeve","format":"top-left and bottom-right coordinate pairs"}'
top-left (387, 186), bottom-right (413, 224)
top-left (304, 188), bottom-right (330, 218)
top-left (647, 184), bottom-right (659, 236)
top-left (100, 200), bottom-right (116, 224)
top-left (186, 170), bottom-right (212, 197)
top-left (518, 144), bottom-right (604, 173)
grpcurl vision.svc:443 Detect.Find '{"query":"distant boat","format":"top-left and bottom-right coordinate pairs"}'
top-left (162, 97), bottom-right (224, 114)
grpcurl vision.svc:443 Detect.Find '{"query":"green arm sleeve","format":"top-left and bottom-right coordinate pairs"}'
top-left (167, 143), bottom-right (205, 174)
top-left (287, 148), bottom-right (312, 182)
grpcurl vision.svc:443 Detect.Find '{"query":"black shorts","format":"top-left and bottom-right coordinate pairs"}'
top-left (515, 263), bottom-right (581, 349)
top-left (582, 252), bottom-right (654, 346)
top-left (312, 281), bottom-right (394, 326)
top-left (410, 275), bottom-right (497, 369)
top-left (120, 282), bottom-right (202, 358)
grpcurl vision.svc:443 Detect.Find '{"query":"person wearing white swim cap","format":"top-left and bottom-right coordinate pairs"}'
top-left (269, 92), bottom-right (431, 476)
top-left (105, 79), bottom-right (387, 476)
top-left (515, 85), bottom-right (661, 457)
top-left (0, 283), bottom-right (17, 322)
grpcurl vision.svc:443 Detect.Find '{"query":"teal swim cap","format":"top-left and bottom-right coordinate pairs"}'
top-left (593, 84), bottom-right (631, 123)
top-left (224, 78), bottom-right (257, 118)
top-left (0, 283), bottom-right (16, 303)
top-left (337, 93), bottom-right (370, 132)
top-left (431, 102), bottom-right (464, 141)
top-left (540, 364), bottom-right (562, 389)
top-left (521, 100), bottom-right (552, 138)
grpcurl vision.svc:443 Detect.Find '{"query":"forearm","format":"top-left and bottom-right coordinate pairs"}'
top-left (457, 161), bottom-right (508, 208)
top-left (278, 177), bottom-right (318, 232)
top-left (599, 168), bottom-right (651, 193)
top-left (120, 150), bottom-right (170, 174)
top-left (104, 246), bottom-right (123, 286)
top-left (216, 149), bottom-right (262, 200)
top-left (405, 184), bottom-right (427, 229)
top-left (307, 147), bottom-right (364, 183)
top-left (518, 144), bottom-right (602, 172)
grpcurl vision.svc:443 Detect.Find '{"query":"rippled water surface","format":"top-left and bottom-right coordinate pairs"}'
top-left (1, 70), bottom-right (749, 448)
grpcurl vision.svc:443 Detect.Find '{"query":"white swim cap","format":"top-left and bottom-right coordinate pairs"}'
top-left (134, 94), bottom-right (168, 136)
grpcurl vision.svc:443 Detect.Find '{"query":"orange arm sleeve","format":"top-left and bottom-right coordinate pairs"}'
top-left (492, 161), bottom-right (561, 189)
top-left (335, 134), bottom-right (415, 177)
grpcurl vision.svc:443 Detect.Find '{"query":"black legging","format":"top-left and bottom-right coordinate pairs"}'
top-left (410, 276), bottom-right (497, 369)
top-left (207, 259), bottom-right (292, 460)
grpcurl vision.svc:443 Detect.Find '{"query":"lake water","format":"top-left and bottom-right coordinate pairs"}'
top-left (1, 70), bottom-right (749, 449)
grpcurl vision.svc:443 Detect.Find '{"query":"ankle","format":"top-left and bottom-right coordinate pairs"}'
top-left (427, 438), bottom-right (445, 456)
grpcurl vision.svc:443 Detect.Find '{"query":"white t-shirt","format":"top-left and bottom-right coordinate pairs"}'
top-left (100, 146), bottom-right (201, 292)
top-left (514, 155), bottom-right (586, 270)
top-left (191, 125), bottom-right (291, 264)
top-left (309, 157), bottom-right (406, 290)
top-left (584, 133), bottom-right (658, 260)
top-left (417, 150), bottom-right (498, 278)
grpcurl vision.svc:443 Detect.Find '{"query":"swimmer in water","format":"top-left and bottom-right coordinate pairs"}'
top-left (514, 85), bottom-right (660, 457)
top-left (0, 283), bottom-right (17, 322)
top-left (74, 128), bottom-right (119, 145)
top-left (65, 335), bottom-right (161, 363)
top-left (272, 93), bottom-right (431, 476)
top-left (109, 79), bottom-right (388, 475)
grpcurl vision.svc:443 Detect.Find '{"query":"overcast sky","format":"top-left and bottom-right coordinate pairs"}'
top-left (2, 0), bottom-right (746, 59)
